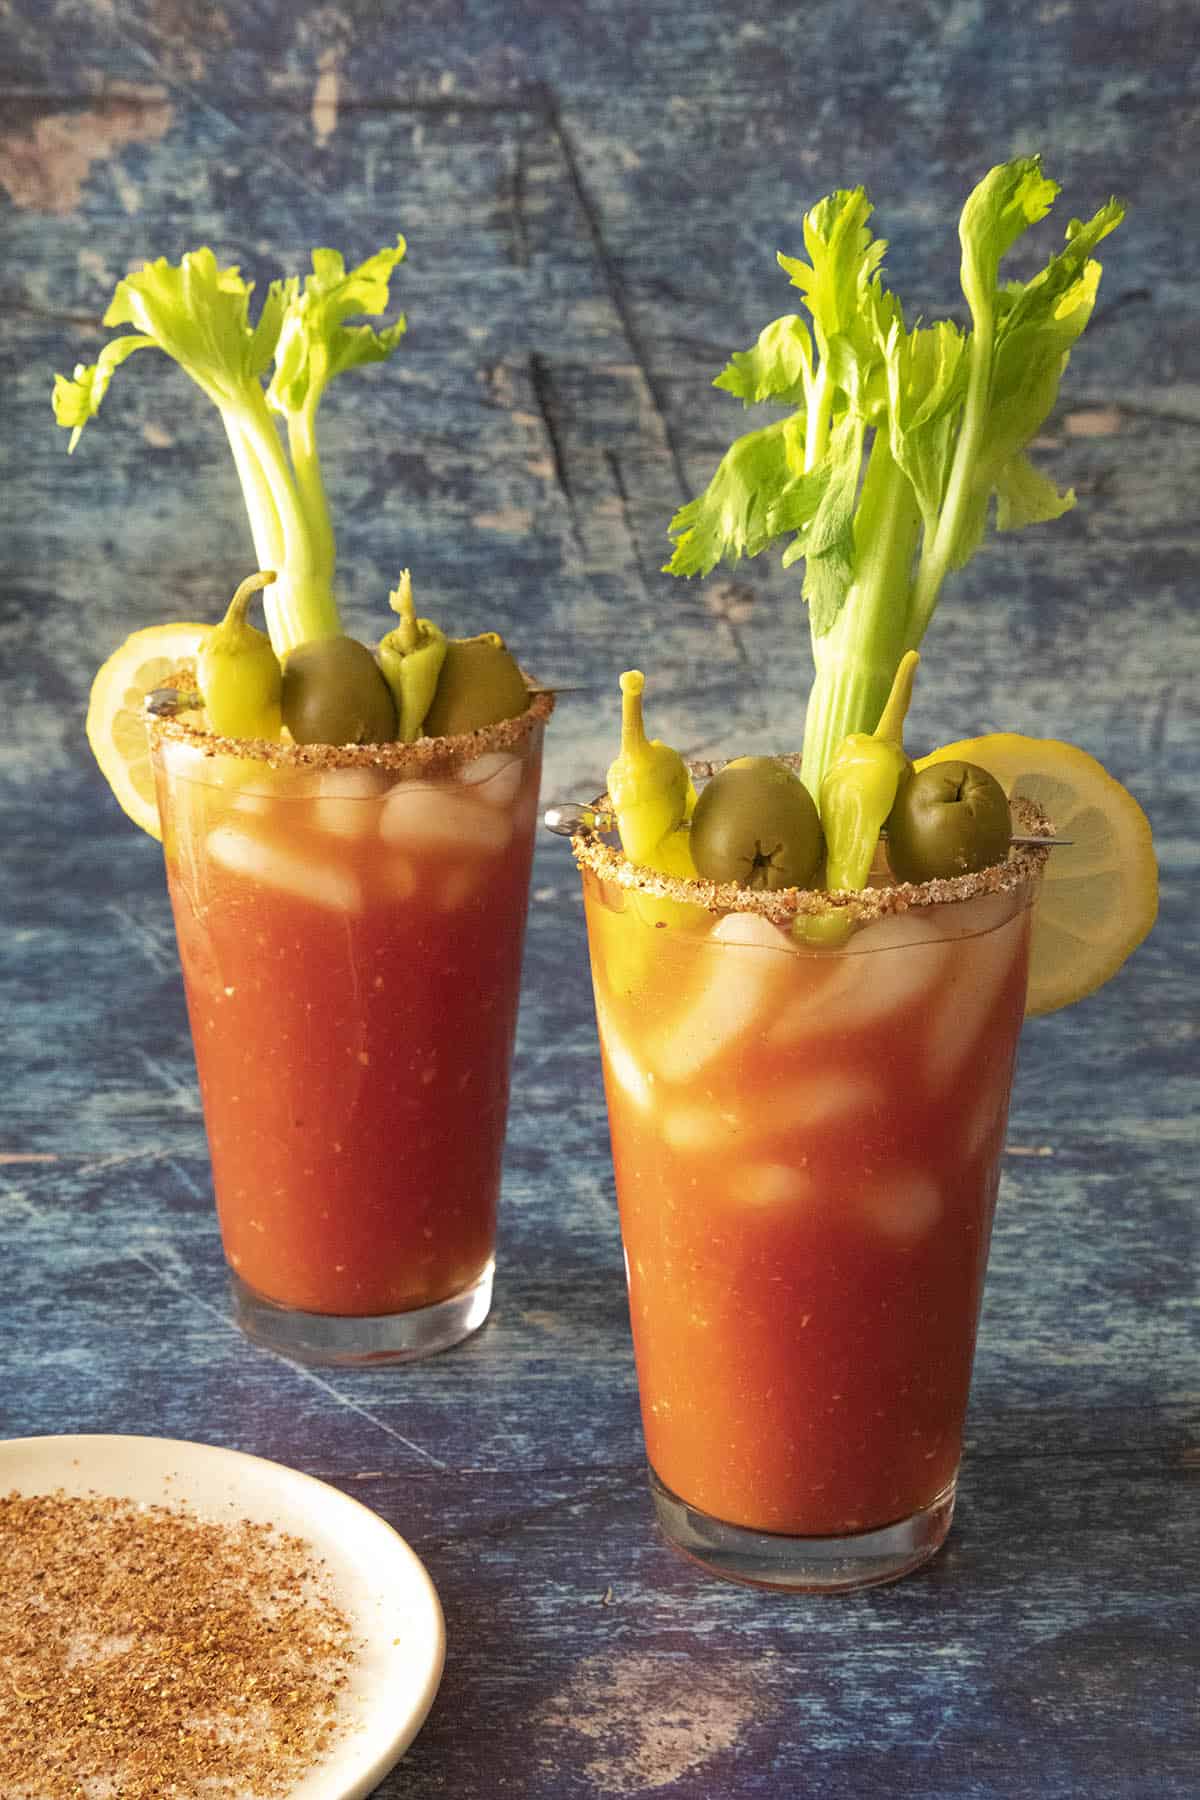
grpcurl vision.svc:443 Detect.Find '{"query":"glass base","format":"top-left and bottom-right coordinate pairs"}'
top-left (230, 1261), bottom-right (494, 1366)
top-left (649, 1468), bottom-right (956, 1592)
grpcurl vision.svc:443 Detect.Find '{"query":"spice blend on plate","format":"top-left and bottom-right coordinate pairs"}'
top-left (0, 1489), bottom-right (359, 1799)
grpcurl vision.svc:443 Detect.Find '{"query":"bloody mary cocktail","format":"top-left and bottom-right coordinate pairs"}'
top-left (576, 814), bottom-right (1047, 1589)
top-left (153, 695), bottom-right (550, 1363)
top-left (552, 160), bottom-right (1154, 1588)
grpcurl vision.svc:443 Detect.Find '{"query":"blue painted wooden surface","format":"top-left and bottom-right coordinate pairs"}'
top-left (1, 2), bottom-right (1197, 1794)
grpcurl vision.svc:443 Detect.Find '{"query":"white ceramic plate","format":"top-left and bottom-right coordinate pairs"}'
top-left (0, 1433), bottom-right (445, 1800)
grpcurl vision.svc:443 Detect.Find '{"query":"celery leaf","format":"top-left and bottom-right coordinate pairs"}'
top-left (266, 238), bottom-right (407, 419)
top-left (766, 461), bottom-right (836, 539)
top-left (250, 277), bottom-right (299, 379)
top-left (881, 316), bottom-right (968, 526)
top-left (780, 413), bottom-right (864, 636)
top-left (101, 249), bottom-right (270, 410)
top-left (52, 334), bottom-right (154, 452)
top-left (963, 203), bottom-right (1124, 536)
top-left (958, 156), bottom-right (1061, 321)
top-left (664, 418), bottom-right (797, 576)
top-left (778, 188), bottom-right (887, 352)
top-left (999, 199), bottom-right (1124, 342)
top-left (994, 453), bottom-right (1075, 532)
top-left (713, 315), bottom-right (814, 409)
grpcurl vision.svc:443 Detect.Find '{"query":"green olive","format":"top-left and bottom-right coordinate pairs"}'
top-left (281, 635), bottom-right (398, 745)
top-left (886, 760), bottom-right (1012, 882)
top-left (421, 633), bottom-right (530, 738)
top-left (690, 756), bottom-right (823, 890)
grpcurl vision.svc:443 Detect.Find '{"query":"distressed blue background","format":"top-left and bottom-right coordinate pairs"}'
top-left (1, 2), bottom-right (1196, 1794)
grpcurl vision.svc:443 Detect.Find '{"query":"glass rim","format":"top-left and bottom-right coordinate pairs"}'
top-left (572, 786), bottom-right (1052, 927)
top-left (150, 687), bottom-right (553, 777)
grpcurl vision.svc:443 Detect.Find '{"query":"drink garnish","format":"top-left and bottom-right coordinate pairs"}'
top-left (915, 734), bottom-right (1157, 1012)
top-left (543, 800), bottom-right (1065, 851)
top-left (821, 652), bottom-right (917, 879)
top-left (662, 158), bottom-right (1124, 799)
top-left (606, 671), bottom-right (697, 875)
top-left (605, 671), bottom-right (706, 942)
top-left (886, 760), bottom-right (1012, 883)
top-left (196, 570), bottom-right (281, 739)
top-left (377, 568), bottom-right (449, 742)
top-left (280, 632), bottom-right (398, 744)
top-left (56, 241), bottom-right (537, 781)
top-left (421, 631), bottom-right (531, 737)
top-left (85, 623), bottom-right (210, 838)
top-left (689, 756), bottom-right (822, 891)
top-left (55, 242), bottom-right (408, 661)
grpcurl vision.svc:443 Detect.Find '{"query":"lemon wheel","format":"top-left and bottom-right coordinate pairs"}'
top-left (85, 624), bottom-right (210, 839)
top-left (915, 734), bottom-right (1158, 1016)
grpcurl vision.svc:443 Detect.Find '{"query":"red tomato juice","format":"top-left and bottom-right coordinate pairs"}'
top-left (582, 867), bottom-right (1034, 1538)
top-left (156, 731), bottom-right (543, 1318)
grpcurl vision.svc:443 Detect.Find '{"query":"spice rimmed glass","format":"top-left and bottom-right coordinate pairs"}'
top-left (151, 695), bottom-right (551, 1364)
top-left (573, 789), bottom-right (1048, 1590)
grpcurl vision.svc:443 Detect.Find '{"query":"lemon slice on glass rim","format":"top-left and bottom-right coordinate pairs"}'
top-left (915, 734), bottom-right (1158, 1017)
top-left (85, 623), bottom-right (210, 840)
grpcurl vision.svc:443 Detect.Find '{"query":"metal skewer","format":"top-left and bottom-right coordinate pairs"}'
top-left (145, 684), bottom-right (587, 720)
top-left (543, 802), bottom-right (613, 837)
top-left (145, 686), bottom-right (203, 716)
top-left (542, 799), bottom-right (1070, 848)
top-left (146, 688), bottom-right (1071, 853)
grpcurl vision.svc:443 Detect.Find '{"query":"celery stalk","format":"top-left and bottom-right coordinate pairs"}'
top-left (665, 158), bottom-right (1125, 795)
top-left (801, 436), bottom-right (921, 788)
top-left (53, 240), bottom-right (407, 659)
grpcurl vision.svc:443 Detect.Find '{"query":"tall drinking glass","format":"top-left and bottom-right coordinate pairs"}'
top-left (574, 795), bottom-right (1048, 1590)
top-left (151, 693), bottom-right (551, 1364)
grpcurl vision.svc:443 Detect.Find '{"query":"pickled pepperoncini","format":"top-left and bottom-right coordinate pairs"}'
top-left (608, 671), bottom-right (697, 877)
top-left (800, 650), bottom-right (919, 945)
top-left (197, 571), bottom-right (283, 740)
top-left (606, 670), bottom-right (705, 943)
top-left (377, 568), bottom-right (447, 742)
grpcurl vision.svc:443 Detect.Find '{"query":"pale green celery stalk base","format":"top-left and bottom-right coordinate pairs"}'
top-left (799, 656), bottom-right (900, 799)
top-left (224, 399), bottom-right (342, 660)
top-left (799, 441), bottom-right (922, 796)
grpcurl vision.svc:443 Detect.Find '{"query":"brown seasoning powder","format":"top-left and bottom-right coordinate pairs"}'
top-left (0, 1488), bottom-right (361, 1799)
top-left (150, 684), bottom-right (555, 777)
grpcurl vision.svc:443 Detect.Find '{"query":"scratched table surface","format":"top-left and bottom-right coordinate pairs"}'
top-left (1, 2), bottom-right (1197, 1795)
